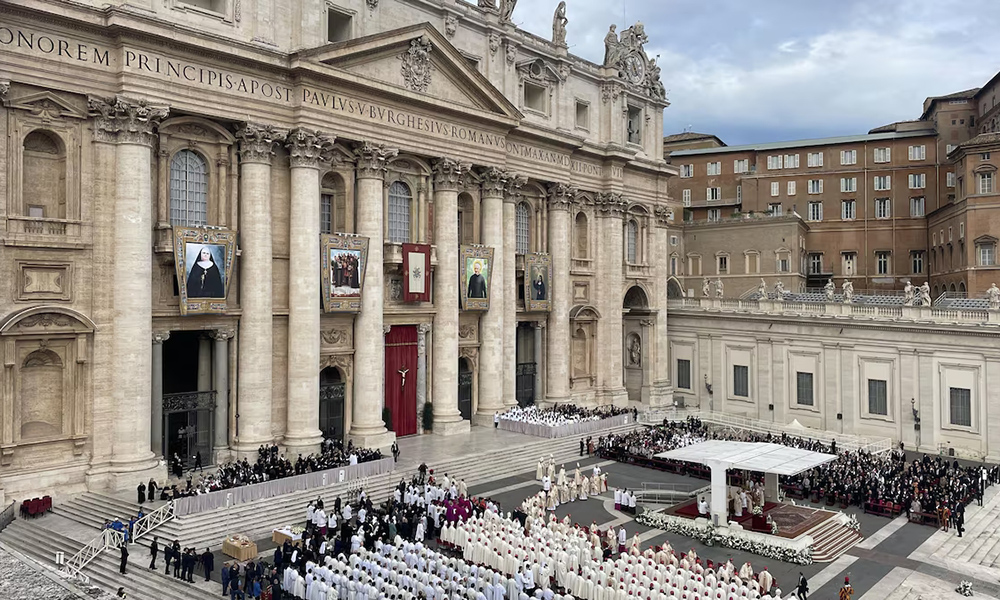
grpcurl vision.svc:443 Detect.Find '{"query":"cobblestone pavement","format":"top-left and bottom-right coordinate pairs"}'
top-left (0, 546), bottom-right (111, 600)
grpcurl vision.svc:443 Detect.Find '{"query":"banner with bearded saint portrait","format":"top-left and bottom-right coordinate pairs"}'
top-left (321, 233), bottom-right (370, 313)
top-left (460, 245), bottom-right (494, 311)
top-left (173, 227), bottom-right (238, 316)
top-left (523, 253), bottom-right (552, 313)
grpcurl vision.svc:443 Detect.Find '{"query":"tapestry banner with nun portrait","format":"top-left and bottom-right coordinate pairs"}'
top-left (524, 252), bottom-right (552, 313)
top-left (173, 227), bottom-right (237, 316)
top-left (460, 245), bottom-right (494, 311)
top-left (322, 233), bottom-right (370, 313)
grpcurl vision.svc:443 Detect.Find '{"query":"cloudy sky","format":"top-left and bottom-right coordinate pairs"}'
top-left (508, 0), bottom-right (1000, 145)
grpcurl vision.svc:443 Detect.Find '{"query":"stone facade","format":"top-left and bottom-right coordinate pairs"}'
top-left (0, 0), bottom-right (675, 502)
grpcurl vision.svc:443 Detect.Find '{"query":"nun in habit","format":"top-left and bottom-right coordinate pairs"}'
top-left (186, 246), bottom-right (225, 298)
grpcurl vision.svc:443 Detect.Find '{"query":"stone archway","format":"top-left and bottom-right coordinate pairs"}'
top-left (623, 285), bottom-right (651, 403)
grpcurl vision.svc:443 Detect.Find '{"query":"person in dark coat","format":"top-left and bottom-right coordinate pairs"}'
top-left (147, 478), bottom-right (157, 501)
top-left (137, 482), bottom-right (146, 504)
top-left (194, 451), bottom-right (203, 473)
top-left (163, 541), bottom-right (173, 575)
top-left (273, 546), bottom-right (283, 570)
top-left (119, 543), bottom-right (129, 575)
top-left (200, 548), bottom-right (214, 582)
top-left (171, 541), bottom-right (181, 578)
top-left (184, 548), bottom-right (197, 582)
top-left (148, 536), bottom-right (158, 570)
top-left (221, 561), bottom-right (231, 596)
top-left (797, 572), bottom-right (809, 600)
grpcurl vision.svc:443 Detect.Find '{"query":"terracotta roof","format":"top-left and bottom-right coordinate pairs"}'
top-left (920, 87), bottom-right (981, 119)
top-left (662, 132), bottom-right (724, 144)
top-left (868, 120), bottom-right (924, 134)
top-left (957, 132), bottom-right (1000, 150)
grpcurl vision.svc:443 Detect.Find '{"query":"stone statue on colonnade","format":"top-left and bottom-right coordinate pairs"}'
top-left (824, 279), bottom-right (835, 301)
top-left (989, 283), bottom-right (1000, 310)
top-left (842, 281), bottom-right (854, 304)
top-left (904, 280), bottom-right (915, 306)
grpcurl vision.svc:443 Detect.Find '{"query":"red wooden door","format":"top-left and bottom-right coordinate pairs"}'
top-left (384, 325), bottom-right (418, 437)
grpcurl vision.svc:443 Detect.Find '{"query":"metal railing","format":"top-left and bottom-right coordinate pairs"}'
top-left (63, 499), bottom-right (175, 580)
top-left (131, 500), bottom-right (175, 541)
top-left (640, 482), bottom-right (698, 493)
top-left (0, 501), bottom-right (16, 533)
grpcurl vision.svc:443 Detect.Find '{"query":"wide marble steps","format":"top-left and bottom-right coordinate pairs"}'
top-left (808, 517), bottom-right (863, 563)
top-left (932, 496), bottom-right (1000, 567)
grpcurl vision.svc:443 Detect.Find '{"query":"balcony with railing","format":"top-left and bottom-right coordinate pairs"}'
top-left (6, 217), bottom-right (88, 247)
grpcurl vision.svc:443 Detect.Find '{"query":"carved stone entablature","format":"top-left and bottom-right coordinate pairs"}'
top-left (321, 328), bottom-right (352, 346)
top-left (594, 192), bottom-right (628, 217)
top-left (286, 128), bottom-right (335, 169)
top-left (88, 95), bottom-right (169, 146)
top-left (321, 353), bottom-right (354, 378)
top-left (1, 307), bottom-right (96, 337)
top-left (354, 142), bottom-right (398, 180)
top-left (480, 167), bottom-right (507, 198)
top-left (432, 157), bottom-right (470, 191)
top-left (400, 36), bottom-right (434, 93)
top-left (547, 182), bottom-right (578, 211)
top-left (236, 122), bottom-right (284, 165)
top-left (602, 22), bottom-right (667, 102)
top-left (9, 91), bottom-right (87, 122)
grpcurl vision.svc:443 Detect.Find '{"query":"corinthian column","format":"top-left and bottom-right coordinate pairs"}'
top-left (349, 142), bottom-right (397, 449)
top-left (432, 158), bottom-right (471, 435)
top-left (596, 192), bottom-right (628, 405)
top-left (545, 183), bottom-right (576, 405)
top-left (234, 123), bottom-right (281, 456)
top-left (502, 174), bottom-right (526, 407)
top-left (649, 208), bottom-right (674, 406)
top-left (211, 328), bottom-right (234, 459)
top-left (283, 128), bottom-right (333, 454)
top-left (474, 168), bottom-right (508, 425)
top-left (89, 95), bottom-right (168, 488)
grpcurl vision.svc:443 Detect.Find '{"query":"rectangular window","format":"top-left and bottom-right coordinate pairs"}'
top-left (771, 182), bottom-right (780, 197)
top-left (947, 172), bottom-right (956, 187)
top-left (910, 196), bottom-right (925, 217)
top-left (737, 185), bottom-right (742, 203)
top-left (787, 181), bottom-right (797, 195)
top-left (979, 244), bottom-right (996, 266)
top-left (767, 155), bottom-right (783, 170)
top-left (908, 173), bottom-right (926, 189)
top-left (707, 161), bottom-right (722, 176)
top-left (808, 179), bottom-right (823, 194)
top-left (682, 189), bottom-right (691, 206)
top-left (841, 150), bottom-right (857, 165)
top-left (677, 359), bottom-right (692, 390)
top-left (796, 372), bottom-right (814, 406)
top-left (524, 81), bottom-right (547, 113)
top-left (808, 201), bottom-right (823, 221)
top-left (911, 251), bottom-right (924, 274)
top-left (575, 101), bottom-right (590, 129)
top-left (327, 8), bottom-right (353, 43)
top-left (946, 144), bottom-right (955, 154)
top-left (979, 172), bottom-right (995, 194)
top-left (320, 194), bottom-right (333, 234)
top-left (733, 365), bottom-right (749, 398)
top-left (874, 175), bottom-right (891, 191)
top-left (840, 177), bottom-right (857, 193)
top-left (670, 256), bottom-right (678, 275)
top-left (778, 256), bottom-right (790, 272)
top-left (809, 253), bottom-right (823, 274)
top-left (983, 153), bottom-right (992, 161)
top-left (950, 387), bottom-right (972, 427)
top-left (627, 106), bottom-right (642, 143)
top-left (843, 252), bottom-right (857, 275)
top-left (680, 164), bottom-right (694, 178)
top-left (874, 147), bottom-right (891, 163)
top-left (875, 198), bottom-right (891, 219)
top-left (908, 145), bottom-right (926, 161)
top-left (769, 203), bottom-right (782, 215)
top-left (807, 152), bottom-right (824, 167)
top-left (734, 159), bottom-right (749, 173)
top-left (718, 255), bottom-right (728, 273)
top-left (841, 199), bottom-right (856, 220)
top-left (708, 208), bottom-right (722, 222)
top-left (868, 379), bottom-right (888, 416)
top-left (707, 187), bottom-right (721, 201)
top-left (960, 223), bottom-right (965, 238)
top-left (670, 235), bottom-right (678, 246)
top-left (785, 154), bottom-right (800, 168)
top-left (877, 251), bottom-right (891, 274)
top-left (27, 205), bottom-right (44, 218)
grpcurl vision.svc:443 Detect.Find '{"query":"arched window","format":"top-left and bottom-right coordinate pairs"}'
top-left (574, 212), bottom-right (588, 258)
top-left (626, 219), bottom-right (639, 263)
top-left (22, 130), bottom-right (66, 219)
top-left (388, 181), bottom-right (412, 243)
top-left (321, 172), bottom-right (347, 234)
top-left (169, 150), bottom-right (208, 226)
top-left (516, 202), bottom-right (531, 254)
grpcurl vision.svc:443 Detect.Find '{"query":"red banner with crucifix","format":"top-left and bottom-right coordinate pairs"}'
top-left (384, 325), bottom-right (418, 437)
top-left (402, 243), bottom-right (431, 303)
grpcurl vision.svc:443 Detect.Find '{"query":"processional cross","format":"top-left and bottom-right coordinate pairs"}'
top-left (398, 367), bottom-right (410, 389)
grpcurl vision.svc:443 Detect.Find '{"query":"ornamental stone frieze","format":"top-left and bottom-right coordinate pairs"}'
top-left (547, 182), bottom-right (578, 210)
top-left (236, 122), bottom-right (284, 165)
top-left (285, 128), bottom-right (335, 168)
top-left (432, 157), bottom-right (470, 191)
top-left (353, 141), bottom-right (398, 179)
top-left (88, 95), bottom-right (169, 146)
top-left (602, 22), bottom-right (667, 102)
top-left (595, 192), bottom-right (628, 217)
top-left (480, 167), bottom-right (508, 198)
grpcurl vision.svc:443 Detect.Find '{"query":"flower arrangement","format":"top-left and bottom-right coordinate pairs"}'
top-left (228, 534), bottom-right (254, 547)
top-left (846, 514), bottom-right (860, 532)
top-left (290, 526), bottom-right (306, 535)
top-left (751, 505), bottom-right (764, 516)
top-left (956, 580), bottom-right (974, 596)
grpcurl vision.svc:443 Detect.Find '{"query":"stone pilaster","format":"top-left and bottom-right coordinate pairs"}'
top-left (416, 323), bottom-right (431, 433)
top-left (234, 123), bottom-right (281, 456)
top-left (211, 328), bottom-right (234, 461)
top-left (473, 168), bottom-right (508, 425)
top-left (648, 208), bottom-right (674, 406)
top-left (151, 331), bottom-right (169, 457)
top-left (432, 157), bottom-right (472, 435)
top-left (595, 192), bottom-right (628, 406)
top-left (502, 174), bottom-right (526, 407)
top-left (283, 128), bottom-right (334, 454)
top-left (533, 321), bottom-right (545, 402)
top-left (545, 183), bottom-right (576, 405)
top-left (349, 142), bottom-right (397, 449)
top-left (89, 96), bottom-right (168, 489)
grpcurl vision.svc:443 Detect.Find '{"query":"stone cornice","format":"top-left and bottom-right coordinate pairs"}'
top-left (432, 157), bottom-right (470, 191)
top-left (353, 142), bottom-right (399, 180)
top-left (479, 167), bottom-right (507, 198)
top-left (236, 122), bottom-right (284, 166)
top-left (286, 128), bottom-right (335, 169)
top-left (88, 95), bottom-right (169, 146)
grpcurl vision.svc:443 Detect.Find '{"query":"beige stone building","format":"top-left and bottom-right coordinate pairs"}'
top-left (0, 0), bottom-right (680, 501)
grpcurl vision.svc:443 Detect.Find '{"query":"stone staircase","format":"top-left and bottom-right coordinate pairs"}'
top-left (808, 517), bottom-right (863, 562)
top-left (931, 494), bottom-right (1000, 567)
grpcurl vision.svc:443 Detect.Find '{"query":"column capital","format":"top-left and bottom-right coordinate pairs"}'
top-left (547, 182), bottom-right (578, 211)
top-left (503, 172), bottom-right (528, 204)
top-left (417, 323), bottom-right (432, 334)
top-left (152, 331), bottom-right (171, 344)
top-left (236, 122), bottom-right (285, 165)
top-left (88, 95), bottom-right (169, 146)
top-left (286, 128), bottom-right (335, 169)
top-left (479, 167), bottom-right (508, 199)
top-left (653, 205), bottom-right (675, 227)
top-left (432, 157), bottom-right (470, 191)
top-left (532, 321), bottom-right (546, 329)
top-left (211, 328), bottom-right (236, 341)
top-left (0, 81), bottom-right (9, 100)
top-left (354, 141), bottom-right (398, 180)
top-left (384, 325), bottom-right (392, 335)
top-left (594, 192), bottom-right (628, 217)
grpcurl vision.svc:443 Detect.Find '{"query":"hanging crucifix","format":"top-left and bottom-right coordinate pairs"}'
top-left (398, 367), bottom-right (410, 389)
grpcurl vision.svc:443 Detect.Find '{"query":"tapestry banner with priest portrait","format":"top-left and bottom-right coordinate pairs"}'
top-left (402, 243), bottom-right (431, 303)
top-left (173, 227), bottom-right (237, 316)
top-left (460, 245), bottom-right (494, 311)
top-left (524, 253), bottom-right (552, 313)
top-left (322, 233), bottom-right (369, 313)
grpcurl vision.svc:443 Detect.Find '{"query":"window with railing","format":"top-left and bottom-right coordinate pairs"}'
top-left (169, 150), bottom-right (208, 226)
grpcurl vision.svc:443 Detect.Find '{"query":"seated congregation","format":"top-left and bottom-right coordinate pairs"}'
top-left (498, 405), bottom-right (633, 428)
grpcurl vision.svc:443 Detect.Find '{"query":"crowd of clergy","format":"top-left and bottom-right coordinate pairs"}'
top-left (498, 405), bottom-right (634, 428)
top-left (536, 457), bottom-right (609, 512)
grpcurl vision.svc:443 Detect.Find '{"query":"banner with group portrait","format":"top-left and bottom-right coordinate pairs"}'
top-left (460, 245), bottom-right (495, 311)
top-left (524, 252), bottom-right (552, 313)
top-left (173, 227), bottom-right (237, 316)
top-left (322, 233), bottom-right (370, 313)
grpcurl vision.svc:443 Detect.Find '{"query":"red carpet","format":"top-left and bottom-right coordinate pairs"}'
top-left (668, 498), bottom-right (780, 524)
